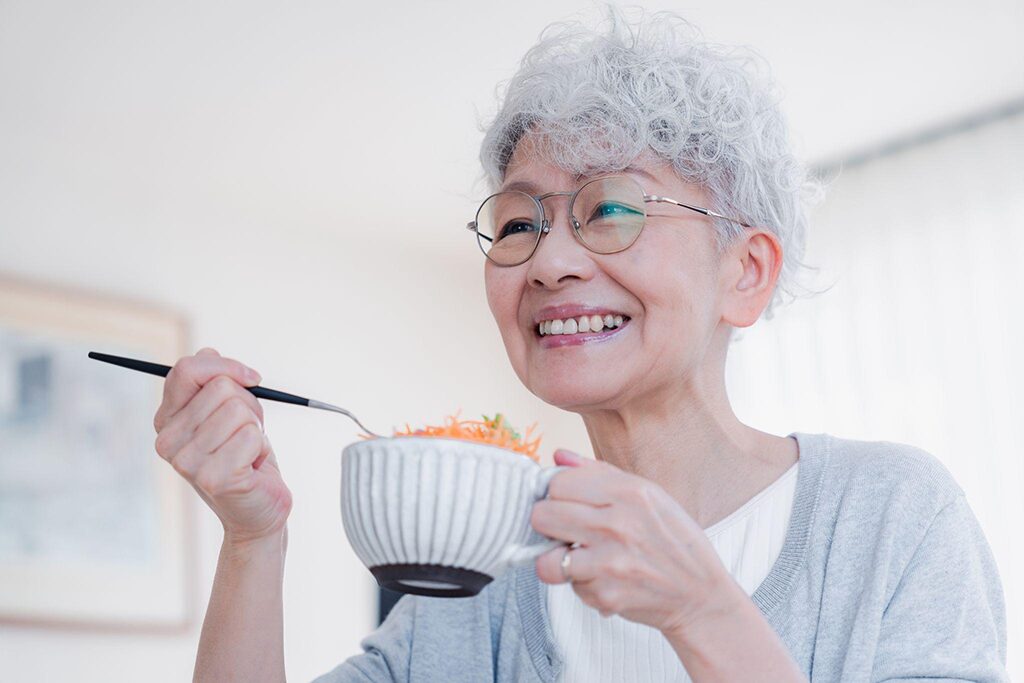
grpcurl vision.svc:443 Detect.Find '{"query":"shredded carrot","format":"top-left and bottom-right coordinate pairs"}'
top-left (360, 410), bottom-right (541, 461)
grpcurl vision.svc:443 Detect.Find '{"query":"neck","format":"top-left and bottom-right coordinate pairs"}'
top-left (578, 328), bottom-right (796, 529)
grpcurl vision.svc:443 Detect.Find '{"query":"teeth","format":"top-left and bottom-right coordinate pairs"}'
top-left (537, 314), bottom-right (629, 336)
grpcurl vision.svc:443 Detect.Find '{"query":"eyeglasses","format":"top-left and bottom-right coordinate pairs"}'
top-left (466, 174), bottom-right (751, 267)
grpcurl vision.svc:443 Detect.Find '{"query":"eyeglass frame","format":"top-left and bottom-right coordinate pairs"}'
top-left (465, 174), bottom-right (753, 266)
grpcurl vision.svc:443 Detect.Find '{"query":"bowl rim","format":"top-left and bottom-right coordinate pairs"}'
top-left (342, 435), bottom-right (541, 467)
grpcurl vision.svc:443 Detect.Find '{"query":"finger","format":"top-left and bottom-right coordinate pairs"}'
top-left (193, 423), bottom-right (267, 497)
top-left (155, 352), bottom-right (261, 430)
top-left (166, 397), bottom-right (261, 478)
top-left (193, 375), bottom-right (264, 428)
top-left (531, 499), bottom-right (603, 544)
top-left (191, 396), bottom-right (263, 454)
top-left (571, 575), bottom-right (620, 618)
top-left (553, 449), bottom-right (586, 467)
top-left (155, 376), bottom-right (264, 457)
top-left (252, 438), bottom-right (275, 470)
top-left (535, 543), bottom-right (596, 585)
top-left (216, 424), bottom-right (271, 475)
top-left (261, 443), bottom-right (278, 468)
top-left (547, 460), bottom-right (633, 506)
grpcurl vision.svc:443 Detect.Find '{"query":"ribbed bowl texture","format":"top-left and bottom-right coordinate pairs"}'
top-left (341, 437), bottom-right (561, 580)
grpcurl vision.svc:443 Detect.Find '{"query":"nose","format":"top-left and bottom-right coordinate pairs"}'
top-left (525, 195), bottom-right (596, 290)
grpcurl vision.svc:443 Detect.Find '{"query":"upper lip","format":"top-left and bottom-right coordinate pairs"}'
top-left (532, 304), bottom-right (631, 324)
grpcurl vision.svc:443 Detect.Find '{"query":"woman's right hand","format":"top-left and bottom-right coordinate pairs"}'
top-left (153, 347), bottom-right (293, 545)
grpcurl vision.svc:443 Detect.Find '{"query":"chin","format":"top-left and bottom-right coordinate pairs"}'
top-left (526, 373), bottom-right (629, 413)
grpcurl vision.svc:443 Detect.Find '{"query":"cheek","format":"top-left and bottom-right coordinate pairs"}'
top-left (625, 233), bottom-right (718, 330)
top-left (620, 235), bottom-right (688, 304)
top-left (485, 269), bottom-right (534, 385)
top-left (484, 266), bottom-right (506, 308)
top-left (484, 266), bottom-right (523, 336)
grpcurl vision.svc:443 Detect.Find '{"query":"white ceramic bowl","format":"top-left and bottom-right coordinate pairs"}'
top-left (341, 436), bottom-right (564, 597)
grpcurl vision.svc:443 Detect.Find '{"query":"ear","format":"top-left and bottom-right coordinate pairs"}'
top-left (719, 228), bottom-right (784, 328)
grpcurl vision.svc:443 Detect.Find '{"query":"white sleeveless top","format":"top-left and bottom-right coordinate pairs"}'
top-left (548, 459), bottom-right (800, 682)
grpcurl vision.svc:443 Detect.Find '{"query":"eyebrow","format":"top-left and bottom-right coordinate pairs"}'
top-left (499, 166), bottom-right (657, 195)
top-left (624, 165), bottom-right (658, 182)
top-left (499, 179), bottom-right (541, 194)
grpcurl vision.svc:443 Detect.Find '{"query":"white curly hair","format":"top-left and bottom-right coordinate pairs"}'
top-left (478, 5), bottom-right (821, 319)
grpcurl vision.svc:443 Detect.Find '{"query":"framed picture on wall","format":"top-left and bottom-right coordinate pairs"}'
top-left (0, 274), bottom-right (196, 632)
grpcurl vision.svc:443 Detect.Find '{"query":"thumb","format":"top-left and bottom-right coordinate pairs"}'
top-left (553, 449), bottom-right (586, 467)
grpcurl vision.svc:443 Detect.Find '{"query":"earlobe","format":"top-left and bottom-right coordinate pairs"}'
top-left (722, 229), bottom-right (783, 327)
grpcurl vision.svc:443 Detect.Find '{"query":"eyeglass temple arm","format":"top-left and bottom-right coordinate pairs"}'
top-left (466, 221), bottom-right (494, 242)
top-left (645, 195), bottom-right (752, 228)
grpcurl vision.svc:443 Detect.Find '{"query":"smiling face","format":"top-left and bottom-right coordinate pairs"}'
top-left (484, 134), bottom-right (737, 413)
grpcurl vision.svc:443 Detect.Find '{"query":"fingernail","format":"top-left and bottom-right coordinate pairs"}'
top-left (555, 449), bottom-right (582, 465)
top-left (246, 367), bottom-right (262, 384)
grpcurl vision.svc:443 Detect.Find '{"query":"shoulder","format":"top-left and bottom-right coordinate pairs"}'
top-left (794, 432), bottom-right (969, 550)
top-left (809, 432), bottom-right (964, 506)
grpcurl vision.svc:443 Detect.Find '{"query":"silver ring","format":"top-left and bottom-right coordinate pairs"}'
top-left (559, 546), bottom-right (573, 582)
top-left (559, 542), bottom-right (582, 583)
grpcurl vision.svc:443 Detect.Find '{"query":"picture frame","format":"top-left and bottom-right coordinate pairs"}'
top-left (0, 274), bottom-right (196, 633)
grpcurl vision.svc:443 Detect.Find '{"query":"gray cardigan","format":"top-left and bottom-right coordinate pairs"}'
top-left (313, 432), bottom-right (1009, 682)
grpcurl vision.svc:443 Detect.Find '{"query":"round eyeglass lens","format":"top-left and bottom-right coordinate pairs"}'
top-left (571, 176), bottom-right (647, 253)
top-left (475, 191), bottom-right (543, 265)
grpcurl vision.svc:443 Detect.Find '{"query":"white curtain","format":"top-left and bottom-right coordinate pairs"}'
top-left (726, 113), bottom-right (1024, 676)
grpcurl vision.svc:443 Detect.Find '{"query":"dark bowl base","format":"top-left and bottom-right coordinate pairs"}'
top-left (370, 563), bottom-right (494, 598)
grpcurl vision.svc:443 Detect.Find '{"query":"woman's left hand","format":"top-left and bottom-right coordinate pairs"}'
top-left (532, 449), bottom-right (745, 639)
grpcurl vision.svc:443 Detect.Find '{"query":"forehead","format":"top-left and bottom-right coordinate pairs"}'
top-left (501, 131), bottom-right (671, 194)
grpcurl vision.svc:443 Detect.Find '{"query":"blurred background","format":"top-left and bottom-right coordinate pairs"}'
top-left (0, 0), bottom-right (1021, 680)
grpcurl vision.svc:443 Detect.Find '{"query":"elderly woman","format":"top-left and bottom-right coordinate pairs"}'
top-left (152, 9), bottom-right (1008, 683)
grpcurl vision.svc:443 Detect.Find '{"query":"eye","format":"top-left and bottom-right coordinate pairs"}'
top-left (587, 202), bottom-right (643, 222)
top-left (497, 220), bottom-right (539, 240)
